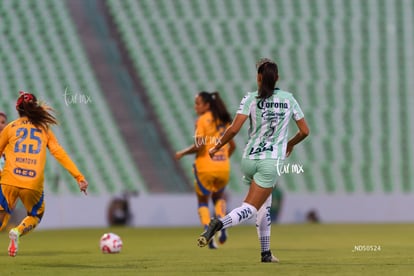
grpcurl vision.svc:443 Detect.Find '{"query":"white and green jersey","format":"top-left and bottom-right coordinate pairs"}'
top-left (237, 88), bottom-right (304, 160)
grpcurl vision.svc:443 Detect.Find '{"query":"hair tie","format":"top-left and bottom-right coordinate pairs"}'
top-left (16, 91), bottom-right (35, 110)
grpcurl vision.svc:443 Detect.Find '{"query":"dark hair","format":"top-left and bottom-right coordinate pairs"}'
top-left (198, 91), bottom-right (232, 125)
top-left (16, 91), bottom-right (58, 130)
top-left (256, 58), bottom-right (278, 99)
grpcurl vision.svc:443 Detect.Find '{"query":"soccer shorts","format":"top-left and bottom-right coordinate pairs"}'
top-left (0, 184), bottom-right (45, 218)
top-left (241, 158), bottom-right (283, 188)
top-left (193, 165), bottom-right (230, 196)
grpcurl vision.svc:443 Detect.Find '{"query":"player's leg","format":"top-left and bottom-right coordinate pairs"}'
top-left (212, 189), bottom-right (227, 244)
top-left (211, 171), bottom-right (229, 244)
top-left (256, 194), bottom-right (279, 263)
top-left (198, 159), bottom-right (257, 247)
top-left (198, 181), bottom-right (271, 247)
top-left (212, 190), bottom-right (226, 219)
top-left (220, 158), bottom-right (274, 229)
top-left (198, 159), bottom-right (275, 249)
top-left (16, 189), bottom-right (45, 237)
top-left (194, 169), bottom-right (218, 249)
top-left (253, 159), bottom-right (281, 262)
top-left (194, 170), bottom-right (212, 228)
top-left (223, 181), bottom-right (272, 229)
top-left (0, 184), bottom-right (19, 232)
top-left (8, 189), bottom-right (45, 256)
top-left (196, 193), bottom-right (211, 228)
top-left (0, 210), bottom-right (11, 231)
top-left (211, 171), bottom-right (229, 220)
top-left (0, 184), bottom-right (21, 257)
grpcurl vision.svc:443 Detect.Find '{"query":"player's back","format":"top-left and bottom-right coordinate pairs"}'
top-left (0, 117), bottom-right (50, 191)
top-left (240, 89), bottom-right (304, 160)
top-left (194, 111), bottom-right (231, 173)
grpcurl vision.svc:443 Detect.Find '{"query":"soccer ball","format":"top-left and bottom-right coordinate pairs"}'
top-left (99, 232), bottom-right (123, 253)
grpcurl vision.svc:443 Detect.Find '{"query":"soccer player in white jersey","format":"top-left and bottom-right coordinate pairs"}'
top-left (197, 58), bottom-right (309, 263)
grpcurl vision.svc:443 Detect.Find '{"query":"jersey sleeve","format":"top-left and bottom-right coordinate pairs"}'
top-left (0, 123), bottom-right (11, 155)
top-left (291, 96), bottom-right (304, 121)
top-left (47, 129), bottom-right (85, 182)
top-left (236, 94), bottom-right (253, 115)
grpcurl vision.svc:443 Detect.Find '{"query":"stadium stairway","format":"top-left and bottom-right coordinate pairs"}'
top-left (0, 0), bottom-right (146, 196)
top-left (66, 0), bottom-right (192, 193)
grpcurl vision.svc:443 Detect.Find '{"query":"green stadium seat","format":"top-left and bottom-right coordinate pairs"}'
top-left (0, 0), bottom-right (147, 195)
top-left (104, 0), bottom-right (414, 195)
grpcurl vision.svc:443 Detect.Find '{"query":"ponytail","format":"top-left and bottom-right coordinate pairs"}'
top-left (16, 91), bottom-right (58, 130)
top-left (256, 58), bottom-right (278, 99)
top-left (198, 91), bottom-right (232, 125)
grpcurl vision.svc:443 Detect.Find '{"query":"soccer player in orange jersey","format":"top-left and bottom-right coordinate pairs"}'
top-left (0, 91), bottom-right (88, 257)
top-left (176, 91), bottom-right (236, 249)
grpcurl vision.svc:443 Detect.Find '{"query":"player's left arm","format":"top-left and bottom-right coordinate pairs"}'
top-left (286, 118), bottom-right (309, 157)
top-left (286, 96), bottom-right (310, 157)
top-left (47, 129), bottom-right (88, 194)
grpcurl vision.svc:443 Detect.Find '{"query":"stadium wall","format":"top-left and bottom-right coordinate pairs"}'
top-left (37, 194), bottom-right (414, 230)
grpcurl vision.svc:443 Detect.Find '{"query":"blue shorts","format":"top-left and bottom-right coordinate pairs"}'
top-left (241, 158), bottom-right (283, 188)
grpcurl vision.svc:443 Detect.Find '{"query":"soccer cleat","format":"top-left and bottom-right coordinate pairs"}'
top-left (197, 218), bottom-right (223, 247)
top-left (218, 228), bottom-right (227, 244)
top-left (261, 250), bottom-right (279, 263)
top-left (8, 228), bottom-right (20, 257)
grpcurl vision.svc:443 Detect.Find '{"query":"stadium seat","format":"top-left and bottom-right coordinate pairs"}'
top-left (0, 0), bottom-right (147, 195)
top-left (104, 0), bottom-right (414, 194)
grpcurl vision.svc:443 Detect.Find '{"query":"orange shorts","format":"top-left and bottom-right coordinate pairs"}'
top-left (193, 165), bottom-right (230, 196)
top-left (0, 184), bottom-right (45, 218)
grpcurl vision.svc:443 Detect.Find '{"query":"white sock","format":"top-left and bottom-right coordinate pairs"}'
top-left (221, 202), bottom-right (257, 229)
top-left (256, 195), bottom-right (272, 252)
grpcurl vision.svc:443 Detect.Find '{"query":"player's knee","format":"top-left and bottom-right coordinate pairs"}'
top-left (36, 211), bottom-right (44, 221)
top-left (27, 211), bottom-right (44, 222)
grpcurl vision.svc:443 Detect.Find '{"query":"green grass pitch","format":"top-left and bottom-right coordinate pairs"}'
top-left (1, 224), bottom-right (413, 275)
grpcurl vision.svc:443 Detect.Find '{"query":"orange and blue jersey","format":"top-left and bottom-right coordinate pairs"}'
top-left (0, 117), bottom-right (85, 192)
top-left (193, 111), bottom-right (231, 173)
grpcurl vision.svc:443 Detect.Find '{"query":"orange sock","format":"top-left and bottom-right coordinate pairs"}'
top-left (198, 205), bottom-right (211, 227)
top-left (16, 216), bottom-right (40, 237)
top-left (214, 199), bottom-right (226, 219)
